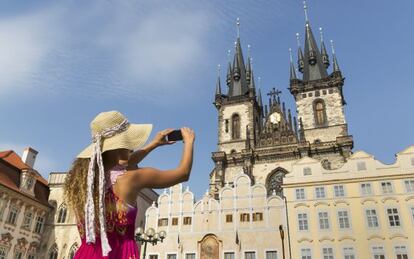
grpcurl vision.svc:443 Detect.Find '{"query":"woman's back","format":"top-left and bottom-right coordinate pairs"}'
top-left (74, 165), bottom-right (140, 259)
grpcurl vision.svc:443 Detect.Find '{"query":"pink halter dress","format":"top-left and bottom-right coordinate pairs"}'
top-left (74, 165), bottom-right (140, 259)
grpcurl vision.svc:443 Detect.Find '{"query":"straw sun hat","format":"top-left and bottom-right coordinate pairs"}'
top-left (77, 110), bottom-right (153, 158)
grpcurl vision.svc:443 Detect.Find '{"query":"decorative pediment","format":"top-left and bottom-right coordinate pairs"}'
top-left (381, 197), bottom-right (399, 203)
top-left (314, 201), bottom-right (330, 207)
top-left (349, 150), bottom-right (373, 160)
top-left (361, 198), bottom-right (377, 205)
top-left (367, 234), bottom-right (385, 240)
top-left (333, 200), bottom-right (349, 206)
top-left (294, 203), bottom-right (310, 208)
top-left (397, 145), bottom-right (414, 155)
top-left (338, 236), bottom-right (356, 242)
top-left (389, 233), bottom-right (408, 240)
top-left (319, 236), bottom-right (335, 242)
top-left (297, 237), bottom-right (313, 243)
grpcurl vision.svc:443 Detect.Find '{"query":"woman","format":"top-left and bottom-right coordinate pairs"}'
top-left (64, 110), bottom-right (195, 258)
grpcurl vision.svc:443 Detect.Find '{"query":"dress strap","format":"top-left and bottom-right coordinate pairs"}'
top-left (109, 164), bottom-right (128, 186)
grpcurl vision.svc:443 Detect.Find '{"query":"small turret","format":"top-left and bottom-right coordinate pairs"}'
top-left (319, 27), bottom-right (330, 68)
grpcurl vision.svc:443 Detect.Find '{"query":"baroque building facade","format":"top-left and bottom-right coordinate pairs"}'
top-left (0, 148), bottom-right (51, 259)
top-left (144, 3), bottom-right (414, 259)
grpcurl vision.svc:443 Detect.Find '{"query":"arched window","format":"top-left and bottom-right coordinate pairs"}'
top-left (266, 168), bottom-right (287, 196)
top-left (48, 244), bottom-right (58, 259)
top-left (231, 114), bottom-right (240, 139)
top-left (68, 243), bottom-right (79, 259)
top-left (314, 100), bottom-right (327, 126)
top-left (57, 203), bottom-right (67, 223)
top-left (0, 247), bottom-right (7, 259)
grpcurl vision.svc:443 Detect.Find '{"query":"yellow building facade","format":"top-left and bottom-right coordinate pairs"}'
top-left (283, 146), bottom-right (414, 259)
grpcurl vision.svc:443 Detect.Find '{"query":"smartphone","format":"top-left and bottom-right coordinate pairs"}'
top-left (166, 130), bottom-right (183, 141)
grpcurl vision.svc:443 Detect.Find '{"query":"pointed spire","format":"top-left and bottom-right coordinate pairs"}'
top-left (246, 45), bottom-right (252, 81)
top-left (319, 27), bottom-right (330, 68)
top-left (249, 70), bottom-right (256, 90)
top-left (296, 33), bottom-right (305, 73)
top-left (215, 64), bottom-right (222, 95)
top-left (330, 40), bottom-right (340, 72)
top-left (302, 2), bottom-right (328, 81)
top-left (293, 116), bottom-right (298, 136)
top-left (289, 48), bottom-right (298, 80)
top-left (264, 104), bottom-right (268, 117)
top-left (226, 50), bottom-right (232, 86)
top-left (299, 117), bottom-right (305, 142)
top-left (257, 88), bottom-right (263, 107)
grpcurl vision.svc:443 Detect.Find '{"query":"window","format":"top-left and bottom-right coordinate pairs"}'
top-left (158, 218), bottom-right (168, 226)
top-left (22, 211), bottom-right (33, 229)
top-left (337, 210), bottom-right (350, 229)
top-left (366, 209), bottom-right (379, 228)
top-left (315, 187), bottom-right (326, 199)
top-left (231, 114), bottom-right (241, 139)
top-left (361, 183), bottom-right (373, 195)
top-left (343, 247), bottom-right (355, 259)
top-left (318, 212), bottom-right (330, 230)
top-left (302, 94), bottom-right (307, 98)
top-left (322, 247), bottom-right (334, 259)
top-left (387, 208), bottom-right (401, 227)
top-left (185, 253), bottom-right (195, 259)
top-left (57, 203), bottom-right (67, 223)
top-left (315, 90), bottom-right (320, 97)
top-left (381, 182), bottom-right (393, 194)
top-left (224, 252), bottom-right (235, 259)
top-left (301, 248), bottom-right (311, 259)
top-left (303, 167), bottom-right (312, 176)
top-left (334, 185), bottom-right (345, 197)
top-left (266, 251), bottom-right (277, 259)
top-left (68, 243), bottom-right (78, 259)
top-left (27, 255), bottom-right (35, 259)
top-left (48, 244), bottom-right (58, 259)
top-left (296, 189), bottom-right (305, 200)
top-left (149, 255), bottom-right (158, 259)
top-left (411, 157), bottom-right (414, 166)
top-left (183, 217), bottom-right (192, 225)
top-left (404, 179), bottom-right (414, 192)
top-left (226, 214), bottom-right (233, 223)
top-left (322, 90), bottom-right (327, 95)
top-left (245, 251), bottom-right (256, 259)
top-left (167, 254), bottom-right (177, 259)
top-left (225, 119), bottom-right (229, 133)
top-left (298, 213), bottom-right (308, 231)
top-left (172, 217), bottom-right (178, 225)
top-left (0, 247), bottom-right (7, 259)
top-left (252, 212), bottom-right (263, 221)
top-left (6, 205), bottom-right (19, 225)
top-left (395, 245), bottom-right (408, 259)
top-left (34, 216), bottom-right (44, 234)
top-left (0, 199), bottom-right (7, 221)
top-left (357, 161), bottom-right (366, 171)
top-left (372, 246), bottom-right (385, 259)
top-left (240, 213), bottom-right (250, 222)
top-left (314, 100), bottom-right (326, 126)
top-left (411, 207), bottom-right (414, 222)
top-left (14, 251), bottom-right (23, 259)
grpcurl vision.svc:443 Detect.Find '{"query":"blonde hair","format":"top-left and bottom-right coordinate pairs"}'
top-left (64, 158), bottom-right (101, 225)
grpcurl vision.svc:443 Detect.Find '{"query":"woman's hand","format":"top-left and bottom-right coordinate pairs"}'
top-left (181, 127), bottom-right (195, 144)
top-left (150, 128), bottom-right (177, 147)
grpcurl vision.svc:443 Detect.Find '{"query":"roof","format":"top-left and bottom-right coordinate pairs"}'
top-left (0, 150), bottom-right (48, 185)
top-left (0, 150), bottom-right (50, 207)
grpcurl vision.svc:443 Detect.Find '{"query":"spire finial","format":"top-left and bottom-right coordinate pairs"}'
top-left (330, 39), bottom-right (336, 54)
top-left (319, 27), bottom-right (324, 42)
top-left (236, 17), bottom-right (240, 38)
top-left (258, 76), bottom-right (261, 88)
top-left (217, 64), bottom-right (221, 76)
top-left (247, 44), bottom-right (251, 58)
top-left (289, 48), bottom-right (293, 63)
top-left (296, 33), bottom-right (301, 47)
top-left (227, 49), bottom-right (231, 61)
top-left (303, 1), bottom-right (309, 22)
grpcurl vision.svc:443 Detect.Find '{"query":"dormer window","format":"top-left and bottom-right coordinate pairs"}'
top-left (303, 167), bottom-right (312, 176)
top-left (26, 178), bottom-right (34, 190)
top-left (20, 170), bottom-right (36, 195)
top-left (357, 161), bottom-right (366, 171)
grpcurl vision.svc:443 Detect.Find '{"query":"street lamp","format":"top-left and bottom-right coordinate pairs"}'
top-left (135, 227), bottom-right (166, 259)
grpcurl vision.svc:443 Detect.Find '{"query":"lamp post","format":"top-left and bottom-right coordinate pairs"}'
top-left (282, 195), bottom-right (292, 259)
top-left (135, 227), bottom-right (166, 259)
top-left (279, 225), bottom-right (285, 259)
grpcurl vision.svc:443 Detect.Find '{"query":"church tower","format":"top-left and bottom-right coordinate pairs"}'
top-left (211, 19), bottom-right (263, 198)
top-left (289, 1), bottom-right (353, 167)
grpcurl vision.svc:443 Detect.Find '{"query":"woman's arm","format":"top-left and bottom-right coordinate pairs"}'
top-left (132, 128), bottom-right (195, 189)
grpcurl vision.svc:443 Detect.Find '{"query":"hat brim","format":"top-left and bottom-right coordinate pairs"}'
top-left (77, 123), bottom-right (153, 158)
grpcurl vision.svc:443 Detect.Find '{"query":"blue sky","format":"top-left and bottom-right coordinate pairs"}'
top-left (0, 0), bottom-right (413, 201)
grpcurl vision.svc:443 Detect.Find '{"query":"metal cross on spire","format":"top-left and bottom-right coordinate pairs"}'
top-left (319, 27), bottom-right (324, 42)
top-left (267, 87), bottom-right (282, 102)
top-left (303, 1), bottom-right (309, 22)
top-left (296, 33), bottom-right (301, 47)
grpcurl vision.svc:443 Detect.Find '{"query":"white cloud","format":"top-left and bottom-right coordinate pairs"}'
top-left (0, 9), bottom-right (60, 96)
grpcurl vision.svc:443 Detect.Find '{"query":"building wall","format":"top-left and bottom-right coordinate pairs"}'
top-left (144, 173), bottom-right (288, 259)
top-left (283, 145), bottom-right (414, 259)
top-left (0, 188), bottom-right (50, 259)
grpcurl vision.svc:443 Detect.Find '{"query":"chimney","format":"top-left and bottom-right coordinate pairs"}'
top-left (22, 147), bottom-right (38, 168)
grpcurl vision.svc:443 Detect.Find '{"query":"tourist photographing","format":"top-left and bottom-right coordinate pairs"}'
top-left (64, 110), bottom-right (195, 258)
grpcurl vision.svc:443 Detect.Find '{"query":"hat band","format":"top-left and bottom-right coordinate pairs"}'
top-left (92, 119), bottom-right (130, 143)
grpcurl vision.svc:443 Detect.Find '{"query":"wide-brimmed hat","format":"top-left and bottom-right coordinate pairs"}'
top-left (77, 111), bottom-right (153, 158)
